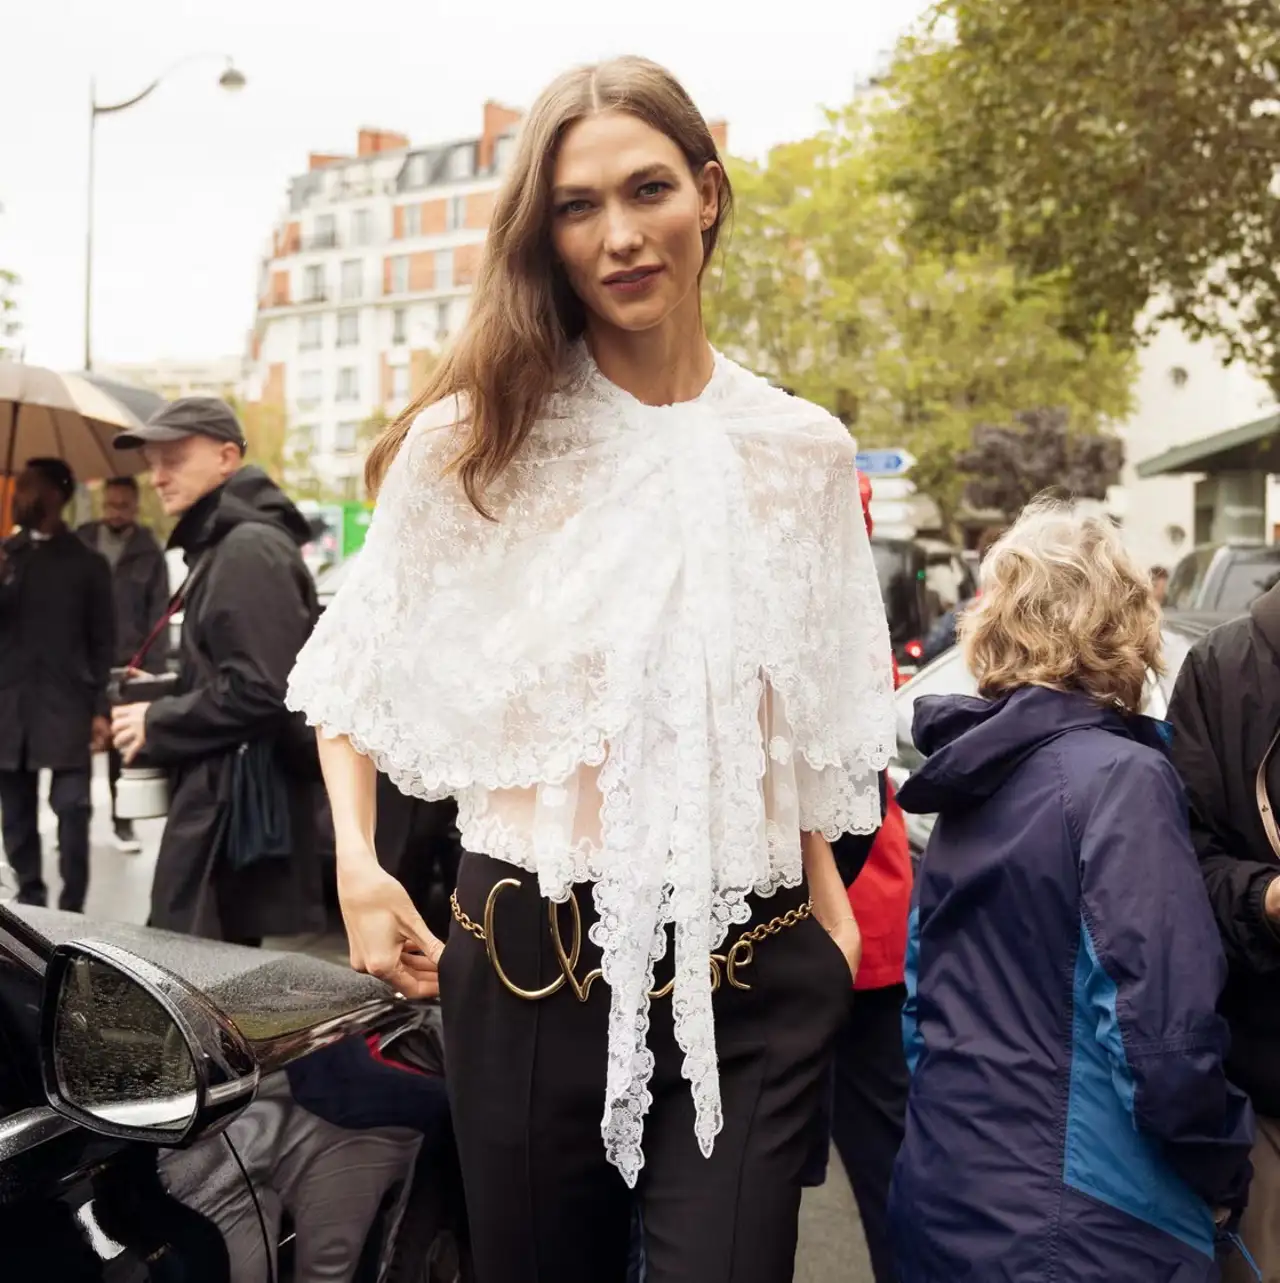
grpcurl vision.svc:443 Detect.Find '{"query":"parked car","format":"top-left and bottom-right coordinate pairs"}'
top-left (0, 902), bottom-right (467, 1282)
top-left (1166, 542), bottom-right (1280, 616)
top-left (870, 536), bottom-right (937, 673)
top-left (888, 614), bottom-right (1227, 860)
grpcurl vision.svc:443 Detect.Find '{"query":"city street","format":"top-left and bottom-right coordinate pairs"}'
top-left (12, 757), bottom-right (876, 1282)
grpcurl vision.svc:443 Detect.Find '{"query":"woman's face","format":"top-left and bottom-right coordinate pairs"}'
top-left (550, 111), bottom-right (720, 336)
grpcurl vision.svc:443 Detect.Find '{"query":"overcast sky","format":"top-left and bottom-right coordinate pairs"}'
top-left (3, 0), bottom-right (931, 370)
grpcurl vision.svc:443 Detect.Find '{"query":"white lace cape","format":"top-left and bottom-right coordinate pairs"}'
top-left (286, 348), bottom-right (895, 1185)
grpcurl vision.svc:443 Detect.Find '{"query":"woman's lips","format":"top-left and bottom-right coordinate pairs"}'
top-left (603, 266), bottom-right (663, 295)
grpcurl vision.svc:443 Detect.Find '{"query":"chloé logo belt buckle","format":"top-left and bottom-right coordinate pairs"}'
top-left (450, 878), bottom-right (813, 1003)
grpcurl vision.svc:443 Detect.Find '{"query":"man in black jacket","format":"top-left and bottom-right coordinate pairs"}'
top-left (110, 398), bottom-right (324, 944)
top-left (78, 474), bottom-right (170, 853)
top-left (0, 458), bottom-right (114, 911)
top-left (1168, 580), bottom-right (1280, 1279)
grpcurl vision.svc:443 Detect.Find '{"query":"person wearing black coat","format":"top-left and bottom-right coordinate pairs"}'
top-left (0, 458), bottom-right (114, 912)
top-left (78, 474), bottom-right (171, 853)
top-left (1168, 577), bottom-right (1280, 1280)
top-left (109, 398), bottom-right (325, 945)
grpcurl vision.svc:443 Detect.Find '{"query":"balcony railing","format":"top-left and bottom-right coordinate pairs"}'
top-left (304, 230), bottom-right (339, 251)
top-left (300, 289), bottom-right (328, 305)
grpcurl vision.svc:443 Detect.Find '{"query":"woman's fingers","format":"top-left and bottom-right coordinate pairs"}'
top-left (400, 907), bottom-right (444, 964)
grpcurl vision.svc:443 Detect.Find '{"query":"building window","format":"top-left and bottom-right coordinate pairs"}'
top-left (387, 256), bottom-right (409, 294)
top-left (303, 264), bottom-right (326, 302)
top-left (447, 195), bottom-right (466, 232)
top-left (337, 367), bottom-right (359, 402)
top-left (435, 248), bottom-right (454, 291)
top-left (340, 259), bottom-right (363, 301)
top-left (299, 314), bottom-right (323, 351)
top-left (494, 135), bottom-right (516, 171)
top-left (312, 213), bottom-right (337, 249)
top-left (403, 203), bottom-right (421, 238)
top-left (436, 300), bottom-right (450, 337)
top-left (298, 370), bottom-right (323, 408)
top-left (391, 307), bottom-right (408, 345)
top-left (335, 420), bottom-right (360, 453)
top-left (449, 146), bottom-right (473, 180)
top-left (351, 208), bottom-right (372, 246)
top-left (337, 311), bottom-right (360, 347)
top-left (407, 154), bottom-right (429, 187)
top-left (390, 364), bottom-right (410, 402)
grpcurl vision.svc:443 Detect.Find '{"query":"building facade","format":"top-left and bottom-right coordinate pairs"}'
top-left (1110, 321), bottom-right (1278, 572)
top-left (97, 355), bottom-right (245, 402)
top-left (242, 103), bottom-right (523, 496)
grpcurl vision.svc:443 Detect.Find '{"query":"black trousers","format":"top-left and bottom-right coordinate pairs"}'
top-left (0, 767), bottom-right (92, 912)
top-left (830, 983), bottom-right (909, 1283)
top-left (441, 852), bottom-right (851, 1283)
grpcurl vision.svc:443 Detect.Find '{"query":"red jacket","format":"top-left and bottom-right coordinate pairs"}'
top-left (849, 471), bottom-right (912, 989)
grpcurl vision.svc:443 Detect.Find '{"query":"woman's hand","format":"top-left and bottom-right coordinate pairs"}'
top-left (337, 854), bottom-right (445, 999)
top-left (826, 915), bottom-right (863, 984)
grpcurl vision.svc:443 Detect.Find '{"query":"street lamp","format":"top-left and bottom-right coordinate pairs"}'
top-left (84, 54), bottom-right (246, 372)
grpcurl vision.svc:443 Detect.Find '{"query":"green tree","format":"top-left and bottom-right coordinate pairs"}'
top-left (884, 0), bottom-right (1280, 393)
top-left (0, 269), bottom-right (20, 360)
top-left (705, 109), bottom-right (1136, 523)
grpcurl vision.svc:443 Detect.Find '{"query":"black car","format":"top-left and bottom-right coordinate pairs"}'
top-left (0, 902), bottom-right (467, 1282)
top-left (870, 536), bottom-right (936, 672)
top-left (887, 614), bottom-right (1226, 860)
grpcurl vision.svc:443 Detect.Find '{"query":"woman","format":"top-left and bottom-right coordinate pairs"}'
top-left (891, 501), bottom-right (1255, 1283)
top-left (287, 56), bottom-right (895, 1283)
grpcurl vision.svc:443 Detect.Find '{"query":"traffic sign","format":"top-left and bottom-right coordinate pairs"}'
top-left (856, 448), bottom-right (916, 477)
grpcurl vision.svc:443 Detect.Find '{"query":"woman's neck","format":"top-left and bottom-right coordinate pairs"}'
top-left (584, 302), bottom-right (714, 407)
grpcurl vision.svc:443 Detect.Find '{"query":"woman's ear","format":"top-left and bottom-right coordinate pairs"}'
top-left (698, 161), bottom-right (723, 231)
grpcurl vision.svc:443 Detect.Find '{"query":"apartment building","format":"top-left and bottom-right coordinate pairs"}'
top-left (243, 102), bottom-right (523, 495)
top-left (97, 355), bottom-right (244, 402)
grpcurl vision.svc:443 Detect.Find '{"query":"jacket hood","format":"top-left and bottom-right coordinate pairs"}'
top-left (170, 465), bottom-right (312, 553)
top-left (897, 685), bottom-right (1170, 817)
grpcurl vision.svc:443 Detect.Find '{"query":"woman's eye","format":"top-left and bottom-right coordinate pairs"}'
top-left (557, 199), bottom-right (592, 217)
top-left (636, 181), bottom-right (671, 200)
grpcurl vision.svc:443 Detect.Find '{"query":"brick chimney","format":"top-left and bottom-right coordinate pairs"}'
top-left (709, 119), bottom-right (729, 153)
top-left (358, 128), bottom-right (410, 157)
top-left (308, 152), bottom-right (348, 171)
top-left (479, 100), bottom-right (523, 170)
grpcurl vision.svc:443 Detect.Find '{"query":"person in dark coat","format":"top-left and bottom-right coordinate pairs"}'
top-left (1168, 576), bottom-right (1280, 1279)
top-left (0, 458), bottom-right (114, 912)
top-left (109, 398), bottom-right (324, 945)
top-left (893, 500), bottom-right (1254, 1283)
top-left (78, 474), bottom-right (170, 853)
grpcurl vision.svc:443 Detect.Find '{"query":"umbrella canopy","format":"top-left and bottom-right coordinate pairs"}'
top-left (0, 359), bottom-right (149, 481)
top-left (79, 371), bottom-right (167, 428)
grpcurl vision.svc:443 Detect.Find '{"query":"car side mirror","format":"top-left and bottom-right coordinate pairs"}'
top-left (39, 940), bottom-right (259, 1147)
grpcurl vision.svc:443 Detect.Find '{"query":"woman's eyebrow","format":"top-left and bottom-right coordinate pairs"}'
top-left (551, 163), bottom-right (680, 202)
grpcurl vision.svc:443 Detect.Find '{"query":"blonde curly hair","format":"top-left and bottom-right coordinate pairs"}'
top-left (959, 498), bottom-right (1163, 713)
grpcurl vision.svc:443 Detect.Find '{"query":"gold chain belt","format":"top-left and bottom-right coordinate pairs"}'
top-left (451, 877), bottom-right (813, 1003)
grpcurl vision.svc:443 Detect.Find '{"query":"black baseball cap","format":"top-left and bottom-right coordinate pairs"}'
top-left (114, 396), bottom-right (248, 453)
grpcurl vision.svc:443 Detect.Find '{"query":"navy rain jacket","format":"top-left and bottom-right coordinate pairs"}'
top-left (891, 686), bottom-right (1254, 1283)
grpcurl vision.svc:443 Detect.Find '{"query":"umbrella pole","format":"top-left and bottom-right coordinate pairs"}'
top-left (1, 401), bottom-right (16, 536)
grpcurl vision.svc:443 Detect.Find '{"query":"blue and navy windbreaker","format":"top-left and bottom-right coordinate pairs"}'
top-left (892, 686), bottom-right (1254, 1283)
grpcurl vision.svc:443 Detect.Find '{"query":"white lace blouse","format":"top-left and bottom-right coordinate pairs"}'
top-left (286, 346), bottom-right (895, 1184)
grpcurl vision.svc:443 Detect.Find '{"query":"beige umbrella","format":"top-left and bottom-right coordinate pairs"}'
top-left (0, 358), bottom-right (148, 484)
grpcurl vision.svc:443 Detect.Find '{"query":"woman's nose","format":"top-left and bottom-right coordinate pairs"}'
top-left (602, 203), bottom-right (643, 255)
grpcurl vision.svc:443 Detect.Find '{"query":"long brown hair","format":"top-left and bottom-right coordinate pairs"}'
top-left (364, 56), bottom-right (733, 513)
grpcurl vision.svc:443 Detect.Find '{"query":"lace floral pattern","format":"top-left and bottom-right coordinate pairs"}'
top-left (286, 347), bottom-right (895, 1185)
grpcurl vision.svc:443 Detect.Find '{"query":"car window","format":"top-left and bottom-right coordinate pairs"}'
top-left (1166, 548), bottom-right (1215, 611)
top-left (0, 941), bottom-right (43, 1118)
top-left (1212, 554), bottom-right (1280, 614)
